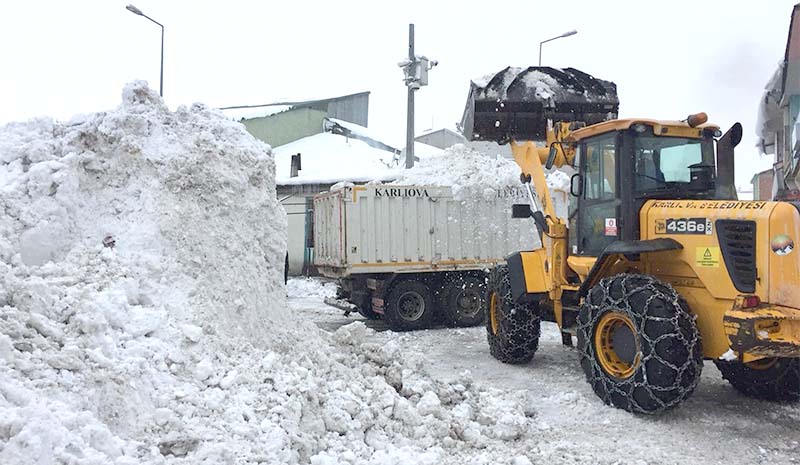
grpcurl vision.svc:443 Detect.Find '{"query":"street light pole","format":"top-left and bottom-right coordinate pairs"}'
top-left (538, 29), bottom-right (577, 67)
top-left (126, 4), bottom-right (164, 97)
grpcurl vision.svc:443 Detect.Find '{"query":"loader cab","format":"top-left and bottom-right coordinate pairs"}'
top-left (571, 121), bottom-right (718, 256)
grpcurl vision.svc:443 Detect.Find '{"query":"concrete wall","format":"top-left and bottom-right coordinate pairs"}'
top-left (242, 108), bottom-right (327, 147)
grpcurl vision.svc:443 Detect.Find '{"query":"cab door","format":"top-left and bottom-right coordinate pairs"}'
top-left (576, 132), bottom-right (620, 256)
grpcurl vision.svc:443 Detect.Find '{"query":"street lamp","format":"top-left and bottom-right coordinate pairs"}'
top-left (126, 4), bottom-right (164, 97)
top-left (538, 29), bottom-right (577, 66)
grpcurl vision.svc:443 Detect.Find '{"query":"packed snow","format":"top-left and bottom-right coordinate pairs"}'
top-left (290, 278), bottom-right (800, 465)
top-left (388, 143), bottom-right (571, 222)
top-left (0, 83), bottom-right (544, 465)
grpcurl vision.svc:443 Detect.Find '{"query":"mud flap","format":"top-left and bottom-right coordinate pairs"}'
top-left (506, 250), bottom-right (549, 303)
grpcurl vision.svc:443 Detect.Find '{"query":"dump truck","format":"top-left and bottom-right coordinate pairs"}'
top-left (463, 66), bottom-right (800, 414)
top-left (313, 183), bottom-right (568, 331)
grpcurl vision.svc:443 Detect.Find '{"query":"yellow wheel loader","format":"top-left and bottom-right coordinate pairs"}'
top-left (462, 66), bottom-right (800, 414)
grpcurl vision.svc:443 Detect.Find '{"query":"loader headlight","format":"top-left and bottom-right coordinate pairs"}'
top-left (632, 123), bottom-right (647, 133)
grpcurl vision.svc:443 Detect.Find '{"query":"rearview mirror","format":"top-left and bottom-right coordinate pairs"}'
top-left (512, 204), bottom-right (533, 218)
top-left (570, 174), bottom-right (583, 197)
top-left (546, 145), bottom-right (558, 170)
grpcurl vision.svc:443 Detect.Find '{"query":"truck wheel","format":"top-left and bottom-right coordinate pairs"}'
top-left (357, 303), bottom-right (380, 320)
top-left (714, 358), bottom-right (800, 402)
top-left (577, 274), bottom-right (703, 414)
top-left (443, 275), bottom-right (486, 327)
top-left (384, 279), bottom-right (435, 331)
top-left (485, 265), bottom-right (540, 364)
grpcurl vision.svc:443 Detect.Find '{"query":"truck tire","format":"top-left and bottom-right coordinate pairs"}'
top-left (714, 358), bottom-right (800, 402)
top-left (485, 265), bottom-right (540, 364)
top-left (443, 274), bottom-right (487, 327)
top-left (577, 274), bottom-right (703, 414)
top-left (384, 279), bottom-right (435, 331)
top-left (357, 303), bottom-right (380, 320)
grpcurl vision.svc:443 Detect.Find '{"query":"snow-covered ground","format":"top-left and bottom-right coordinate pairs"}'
top-left (0, 84), bottom-right (560, 465)
top-left (289, 277), bottom-right (800, 465)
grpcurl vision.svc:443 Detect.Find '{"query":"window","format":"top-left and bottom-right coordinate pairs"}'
top-left (634, 136), bottom-right (708, 191)
top-left (577, 133), bottom-right (618, 255)
top-left (584, 134), bottom-right (617, 200)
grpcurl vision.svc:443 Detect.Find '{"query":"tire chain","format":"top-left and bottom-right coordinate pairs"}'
top-left (715, 358), bottom-right (800, 402)
top-left (486, 265), bottom-right (541, 364)
top-left (577, 273), bottom-right (703, 414)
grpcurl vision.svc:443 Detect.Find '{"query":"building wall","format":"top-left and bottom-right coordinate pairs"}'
top-left (278, 183), bottom-right (333, 275)
top-left (282, 195), bottom-right (310, 275)
top-left (326, 93), bottom-right (369, 127)
top-left (753, 170), bottom-right (775, 200)
top-left (415, 130), bottom-right (466, 150)
top-left (242, 108), bottom-right (327, 147)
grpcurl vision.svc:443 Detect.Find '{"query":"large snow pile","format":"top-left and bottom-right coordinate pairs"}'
top-left (0, 82), bottom-right (534, 464)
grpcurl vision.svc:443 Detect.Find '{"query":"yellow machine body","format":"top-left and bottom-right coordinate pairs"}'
top-left (510, 118), bottom-right (800, 363)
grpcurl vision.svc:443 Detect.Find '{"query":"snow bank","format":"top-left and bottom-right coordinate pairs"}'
top-left (0, 82), bottom-right (535, 464)
top-left (286, 277), bottom-right (337, 300)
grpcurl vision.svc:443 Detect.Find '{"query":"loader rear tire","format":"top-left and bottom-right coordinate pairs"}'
top-left (443, 274), bottom-right (487, 327)
top-left (384, 279), bottom-right (435, 331)
top-left (485, 265), bottom-right (540, 364)
top-left (577, 274), bottom-right (703, 414)
top-left (714, 358), bottom-right (800, 402)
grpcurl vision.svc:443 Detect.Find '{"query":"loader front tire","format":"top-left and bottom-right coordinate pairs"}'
top-left (714, 358), bottom-right (800, 402)
top-left (485, 265), bottom-right (540, 364)
top-left (384, 279), bottom-right (435, 331)
top-left (577, 274), bottom-right (703, 414)
top-left (443, 274), bottom-right (487, 327)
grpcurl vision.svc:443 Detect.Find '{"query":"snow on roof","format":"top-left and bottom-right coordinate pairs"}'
top-left (273, 132), bottom-right (400, 185)
top-left (417, 127), bottom-right (463, 138)
top-left (219, 91), bottom-right (370, 122)
top-left (219, 104), bottom-right (294, 121)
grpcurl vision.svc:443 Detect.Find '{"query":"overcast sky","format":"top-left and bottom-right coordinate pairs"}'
top-left (1, 0), bottom-right (796, 187)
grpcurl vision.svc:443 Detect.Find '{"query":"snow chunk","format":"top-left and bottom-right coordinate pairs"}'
top-left (719, 349), bottom-right (738, 361)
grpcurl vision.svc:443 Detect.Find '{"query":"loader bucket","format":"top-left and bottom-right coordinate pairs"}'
top-left (460, 66), bottom-right (620, 142)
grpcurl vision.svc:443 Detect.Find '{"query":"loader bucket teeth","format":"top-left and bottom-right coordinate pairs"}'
top-left (460, 66), bottom-right (619, 142)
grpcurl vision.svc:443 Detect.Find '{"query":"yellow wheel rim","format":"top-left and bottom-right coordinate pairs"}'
top-left (489, 292), bottom-right (499, 336)
top-left (594, 312), bottom-right (640, 379)
top-left (745, 358), bottom-right (778, 371)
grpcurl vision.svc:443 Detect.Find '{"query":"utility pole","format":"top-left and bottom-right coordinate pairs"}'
top-left (406, 24), bottom-right (415, 169)
top-left (399, 24), bottom-right (437, 169)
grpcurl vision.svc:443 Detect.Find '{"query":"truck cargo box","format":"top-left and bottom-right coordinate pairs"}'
top-left (313, 184), bottom-right (567, 277)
